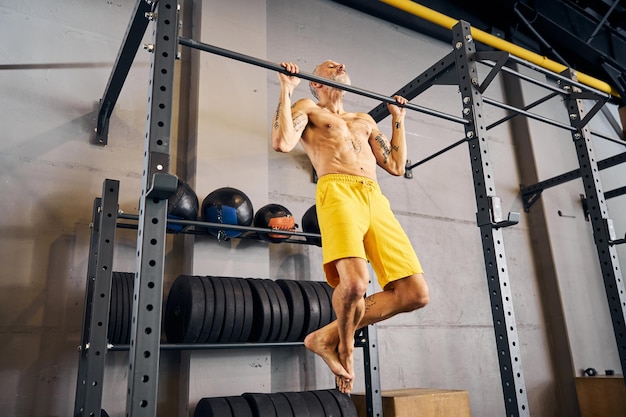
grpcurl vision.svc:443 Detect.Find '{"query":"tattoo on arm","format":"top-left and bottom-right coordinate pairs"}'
top-left (293, 112), bottom-right (307, 134)
top-left (375, 133), bottom-right (392, 164)
top-left (364, 296), bottom-right (376, 311)
top-left (273, 103), bottom-right (282, 130)
top-left (395, 121), bottom-right (401, 129)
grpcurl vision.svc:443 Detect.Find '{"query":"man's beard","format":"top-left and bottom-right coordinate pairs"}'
top-left (330, 73), bottom-right (351, 85)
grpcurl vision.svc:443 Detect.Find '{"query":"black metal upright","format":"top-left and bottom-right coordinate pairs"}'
top-left (74, 180), bottom-right (120, 417)
top-left (453, 21), bottom-right (529, 416)
top-left (125, 1), bottom-right (179, 416)
top-left (564, 74), bottom-right (626, 380)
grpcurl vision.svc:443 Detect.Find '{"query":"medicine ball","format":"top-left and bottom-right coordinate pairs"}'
top-left (253, 203), bottom-right (296, 243)
top-left (201, 187), bottom-right (254, 238)
top-left (167, 179), bottom-right (199, 232)
top-left (301, 204), bottom-right (321, 246)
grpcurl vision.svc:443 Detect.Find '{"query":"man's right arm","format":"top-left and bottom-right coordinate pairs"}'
top-left (271, 62), bottom-right (310, 153)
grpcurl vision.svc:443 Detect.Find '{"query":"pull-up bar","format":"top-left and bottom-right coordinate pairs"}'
top-left (177, 37), bottom-right (469, 125)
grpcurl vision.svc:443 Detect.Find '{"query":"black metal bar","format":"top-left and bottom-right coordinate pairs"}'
top-left (368, 50), bottom-right (457, 122)
top-left (507, 54), bottom-right (610, 99)
top-left (486, 91), bottom-right (560, 130)
top-left (565, 70), bottom-right (626, 383)
top-left (586, 0), bottom-right (621, 44)
top-left (126, 2), bottom-right (179, 416)
top-left (513, 3), bottom-right (571, 67)
top-left (479, 58), bottom-right (566, 96)
top-left (474, 51), bottom-right (510, 93)
top-left (81, 180), bottom-right (120, 417)
top-left (406, 137), bottom-right (466, 171)
top-left (116, 213), bottom-right (322, 239)
top-left (95, 0), bottom-right (152, 145)
top-left (521, 151), bottom-right (626, 210)
top-left (177, 37), bottom-right (468, 125)
top-left (605, 185), bottom-right (626, 200)
top-left (483, 96), bottom-right (577, 132)
top-left (571, 91), bottom-right (610, 128)
top-left (590, 129), bottom-right (626, 146)
top-left (454, 21), bottom-right (529, 417)
top-left (73, 198), bottom-right (103, 417)
top-left (110, 342), bottom-right (305, 351)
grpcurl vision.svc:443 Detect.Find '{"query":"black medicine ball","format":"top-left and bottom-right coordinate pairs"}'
top-left (201, 187), bottom-right (254, 238)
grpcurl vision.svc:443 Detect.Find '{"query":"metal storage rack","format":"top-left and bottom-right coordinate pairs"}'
top-left (74, 1), bottom-right (626, 417)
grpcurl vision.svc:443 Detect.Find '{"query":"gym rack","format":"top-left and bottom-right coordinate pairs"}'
top-left (76, 1), bottom-right (626, 417)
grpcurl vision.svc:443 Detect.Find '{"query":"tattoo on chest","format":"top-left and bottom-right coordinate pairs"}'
top-left (348, 137), bottom-right (362, 153)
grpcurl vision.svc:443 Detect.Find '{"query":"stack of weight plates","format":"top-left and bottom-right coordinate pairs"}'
top-left (194, 389), bottom-right (357, 417)
top-left (164, 275), bottom-right (335, 344)
top-left (107, 272), bottom-right (134, 345)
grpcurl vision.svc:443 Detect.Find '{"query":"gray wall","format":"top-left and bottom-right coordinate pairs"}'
top-left (0, 0), bottom-right (624, 416)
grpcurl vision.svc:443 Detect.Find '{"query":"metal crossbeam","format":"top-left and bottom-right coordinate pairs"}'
top-left (521, 151), bottom-right (626, 210)
top-left (95, 0), bottom-right (152, 145)
top-left (368, 50), bottom-right (457, 122)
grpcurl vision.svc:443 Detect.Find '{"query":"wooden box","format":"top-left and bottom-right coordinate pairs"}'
top-left (351, 388), bottom-right (471, 417)
top-left (575, 375), bottom-right (626, 417)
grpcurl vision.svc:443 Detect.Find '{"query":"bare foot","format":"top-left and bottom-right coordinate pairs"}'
top-left (338, 347), bottom-right (355, 394)
top-left (304, 329), bottom-right (351, 382)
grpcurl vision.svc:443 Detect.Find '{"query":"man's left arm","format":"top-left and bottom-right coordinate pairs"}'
top-left (370, 95), bottom-right (408, 176)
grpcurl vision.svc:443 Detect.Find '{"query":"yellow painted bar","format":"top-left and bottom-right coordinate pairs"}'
top-left (380, 0), bottom-right (620, 97)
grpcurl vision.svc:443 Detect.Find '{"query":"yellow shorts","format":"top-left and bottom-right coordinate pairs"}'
top-left (316, 174), bottom-right (423, 289)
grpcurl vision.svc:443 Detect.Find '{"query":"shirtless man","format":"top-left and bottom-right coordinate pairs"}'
top-left (272, 60), bottom-right (429, 394)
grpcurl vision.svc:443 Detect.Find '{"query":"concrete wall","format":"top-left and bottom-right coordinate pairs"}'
top-left (0, 0), bottom-right (624, 416)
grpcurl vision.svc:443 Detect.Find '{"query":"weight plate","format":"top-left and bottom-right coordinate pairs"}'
top-left (326, 389), bottom-right (358, 417)
top-left (218, 277), bottom-right (236, 343)
top-left (311, 281), bottom-right (332, 329)
top-left (108, 272), bottom-right (119, 344)
top-left (297, 281), bottom-right (321, 340)
top-left (194, 397), bottom-right (233, 417)
top-left (206, 276), bottom-right (225, 343)
top-left (237, 278), bottom-right (254, 342)
top-left (298, 391), bottom-right (326, 417)
top-left (267, 392), bottom-right (294, 417)
top-left (280, 392), bottom-right (310, 417)
top-left (275, 280), bottom-right (306, 342)
top-left (247, 279), bottom-right (272, 342)
top-left (321, 281), bottom-right (336, 321)
top-left (228, 277), bottom-right (246, 343)
top-left (266, 280), bottom-right (290, 342)
top-left (242, 393), bottom-right (277, 417)
top-left (311, 390), bottom-right (342, 417)
top-left (197, 276), bottom-right (215, 344)
top-left (260, 279), bottom-right (282, 342)
top-left (224, 395), bottom-right (253, 417)
top-left (164, 275), bottom-right (205, 343)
